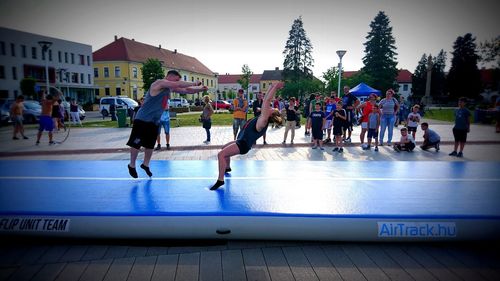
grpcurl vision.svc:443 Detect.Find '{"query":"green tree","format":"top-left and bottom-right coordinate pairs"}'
top-left (282, 16), bottom-right (314, 82)
top-left (281, 78), bottom-right (323, 100)
top-left (344, 71), bottom-right (375, 90)
top-left (322, 66), bottom-right (340, 94)
top-left (20, 77), bottom-right (37, 100)
top-left (479, 35), bottom-right (500, 67)
top-left (431, 49), bottom-right (447, 98)
top-left (362, 11), bottom-right (399, 94)
top-left (411, 54), bottom-right (428, 99)
top-left (447, 33), bottom-right (481, 99)
top-left (141, 58), bottom-right (165, 91)
top-left (237, 64), bottom-right (253, 99)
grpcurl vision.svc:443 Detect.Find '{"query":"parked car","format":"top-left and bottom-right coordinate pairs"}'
top-left (60, 101), bottom-right (86, 121)
top-left (169, 98), bottom-right (189, 107)
top-left (212, 100), bottom-right (231, 109)
top-left (99, 96), bottom-right (138, 117)
top-left (0, 100), bottom-right (42, 124)
top-left (0, 99), bottom-right (13, 125)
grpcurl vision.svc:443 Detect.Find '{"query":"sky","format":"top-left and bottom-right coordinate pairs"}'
top-left (0, 0), bottom-right (498, 79)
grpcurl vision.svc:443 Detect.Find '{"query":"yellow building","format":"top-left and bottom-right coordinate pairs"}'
top-left (260, 67), bottom-right (283, 92)
top-left (93, 36), bottom-right (216, 101)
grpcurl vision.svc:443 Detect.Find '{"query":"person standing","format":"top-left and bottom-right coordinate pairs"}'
top-left (303, 94), bottom-right (315, 136)
top-left (341, 86), bottom-right (359, 143)
top-left (309, 102), bottom-right (326, 150)
top-left (201, 95), bottom-right (214, 144)
top-left (282, 97), bottom-right (298, 144)
top-left (357, 93), bottom-right (377, 148)
top-left (155, 98), bottom-right (170, 151)
top-left (232, 89), bottom-right (248, 140)
top-left (323, 98), bottom-right (336, 143)
top-left (332, 101), bottom-right (347, 152)
top-left (449, 97), bottom-right (471, 158)
top-left (406, 105), bottom-right (421, 140)
top-left (252, 92), bottom-right (267, 144)
top-left (378, 89), bottom-right (399, 146)
top-left (127, 70), bottom-right (207, 178)
top-left (210, 83), bottom-right (284, 190)
top-left (366, 103), bottom-right (381, 151)
top-left (36, 91), bottom-right (55, 145)
top-left (69, 99), bottom-right (82, 126)
top-left (10, 95), bottom-right (28, 140)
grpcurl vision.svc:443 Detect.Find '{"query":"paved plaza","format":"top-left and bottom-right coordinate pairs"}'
top-left (0, 118), bottom-right (499, 281)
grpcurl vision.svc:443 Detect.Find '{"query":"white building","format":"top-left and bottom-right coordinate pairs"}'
top-left (217, 74), bottom-right (262, 100)
top-left (0, 27), bottom-right (95, 103)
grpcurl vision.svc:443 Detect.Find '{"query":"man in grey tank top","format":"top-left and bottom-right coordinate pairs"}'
top-left (127, 70), bottom-right (207, 178)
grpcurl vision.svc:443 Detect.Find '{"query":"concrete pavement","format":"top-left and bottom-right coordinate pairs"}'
top-left (1, 117), bottom-right (499, 161)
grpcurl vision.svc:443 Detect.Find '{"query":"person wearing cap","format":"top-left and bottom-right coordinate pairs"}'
top-left (126, 70), bottom-right (207, 178)
top-left (232, 89), bottom-right (248, 140)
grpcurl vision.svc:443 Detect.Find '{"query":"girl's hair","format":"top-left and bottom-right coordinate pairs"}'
top-left (309, 93), bottom-right (316, 100)
top-left (268, 110), bottom-right (282, 124)
top-left (203, 95), bottom-right (210, 102)
top-left (413, 104), bottom-right (420, 110)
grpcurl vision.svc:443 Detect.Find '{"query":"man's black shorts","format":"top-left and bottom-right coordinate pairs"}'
top-left (126, 119), bottom-right (159, 149)
top-left (452, 128), bottom-right (468, 143)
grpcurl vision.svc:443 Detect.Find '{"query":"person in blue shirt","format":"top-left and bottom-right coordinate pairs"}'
top-left (449, 97), bottom-right (471, 158)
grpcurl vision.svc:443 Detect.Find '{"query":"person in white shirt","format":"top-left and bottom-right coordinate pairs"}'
top-left (393, 127), bottom-right (415, 152)
top-left (406, 105), bottom-right (421, 139)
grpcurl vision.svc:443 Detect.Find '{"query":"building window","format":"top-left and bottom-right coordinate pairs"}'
top-left (64, 52), bottom-right (68, 63)
top-left (116, 87), bottom-right (121, 95)
top-left (12, 67), bottom-right (17, 80)
top-left (21, 45), bottom-right (26, 58)
top-left (10, 43), bottom-right (15, 57)
top-left (71, 72), bottom-right (78, 83)
top-left (94, 67), bottom-right (99, 78)
top-left (114, 66), bottom-right (120, 77)
top-left (88, 74), bottom-right (91, 84)
top-left (132, 67), bottom-right (138, 78)
top-left (0, 42), bottom-right (5, 55)
top-left (65, 72), bottom-right (70, 84)
top-left (79, 54), bottom-right (84, 65)
top-left (80, 73), bottom-right (84, 84)
top-left (105, 88), bottom-right (110, 96)
top-left (262, 83), bottom-right (266, 90)
top-left (104, 67), bottom-right (109, 77)
top-left (191, 77), bottom-right (194, 82)
top-left (211, 80), bottom-right (213, 87)
top-left (87, 56), bottom-right (90, 66)
top-left (202, 78), bottom-right (204, 86)
top-left (403, 84), bottom-right (408, 91)
top-left (95, 88), bottom-right (100, 96)
top-left (183, 75), bottom-right (187, 81)
top-left (0, 66), bottom-right (5, 79)
top-left (32, 47), bottom-right (37, 59)
top-left (71, 53), bottom-right (75, 64)
top-left (48, 50), bottom-right (52, 61)
top-left (58, 51), bottom-right (61, 62)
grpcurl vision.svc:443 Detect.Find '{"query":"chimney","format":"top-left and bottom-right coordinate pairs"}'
top-left (132, 38), bottom-right (135, 41)
top-left (114, 35), bottom-right (118, 41)
top-left (174, 49), bottom-right (177, 54)
top-left (275, 67), bottom-right (279, 70)
top-left (158, 44), bottom-right (161, 49)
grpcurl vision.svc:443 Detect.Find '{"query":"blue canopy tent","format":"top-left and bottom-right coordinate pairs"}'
top-left (349, 82), bottom-right (381, 97)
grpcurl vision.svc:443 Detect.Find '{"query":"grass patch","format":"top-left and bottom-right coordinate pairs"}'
top-left (424, 108), bottom-right (457, 122)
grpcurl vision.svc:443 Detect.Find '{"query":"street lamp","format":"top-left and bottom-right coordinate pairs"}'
top-left (336, 50), bottom-right (346, 97)
top-left (38, 41), bottom-right (53, 95)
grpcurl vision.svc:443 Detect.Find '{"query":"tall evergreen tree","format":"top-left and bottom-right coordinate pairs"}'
top-left (411, 54), bottom-right (428, 98)
top-left (431, 50), bottom-right (447, 98)
top-left (362, 11), bottom-right (399, 94)
top-left (141, 58), bottom-right (165, 91)
top-left (282, 16), bottom-right (314, 82)
top-left (447, 33), bottom-right (481, 99)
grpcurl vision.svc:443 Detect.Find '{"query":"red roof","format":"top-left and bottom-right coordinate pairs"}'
top-left (93, 37), bottom-right (214, 76)
top-left (218, 74), bottom-right (262, 84)
top-left (342, 70), bottom-right (412, 83)
top-left (396, 69), bottom-right (412, 83)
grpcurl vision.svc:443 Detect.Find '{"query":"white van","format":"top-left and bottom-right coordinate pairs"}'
top-left (169, 98), bottom-right (189, 107)
top-left (99, 96), bottom-right (138, 117)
